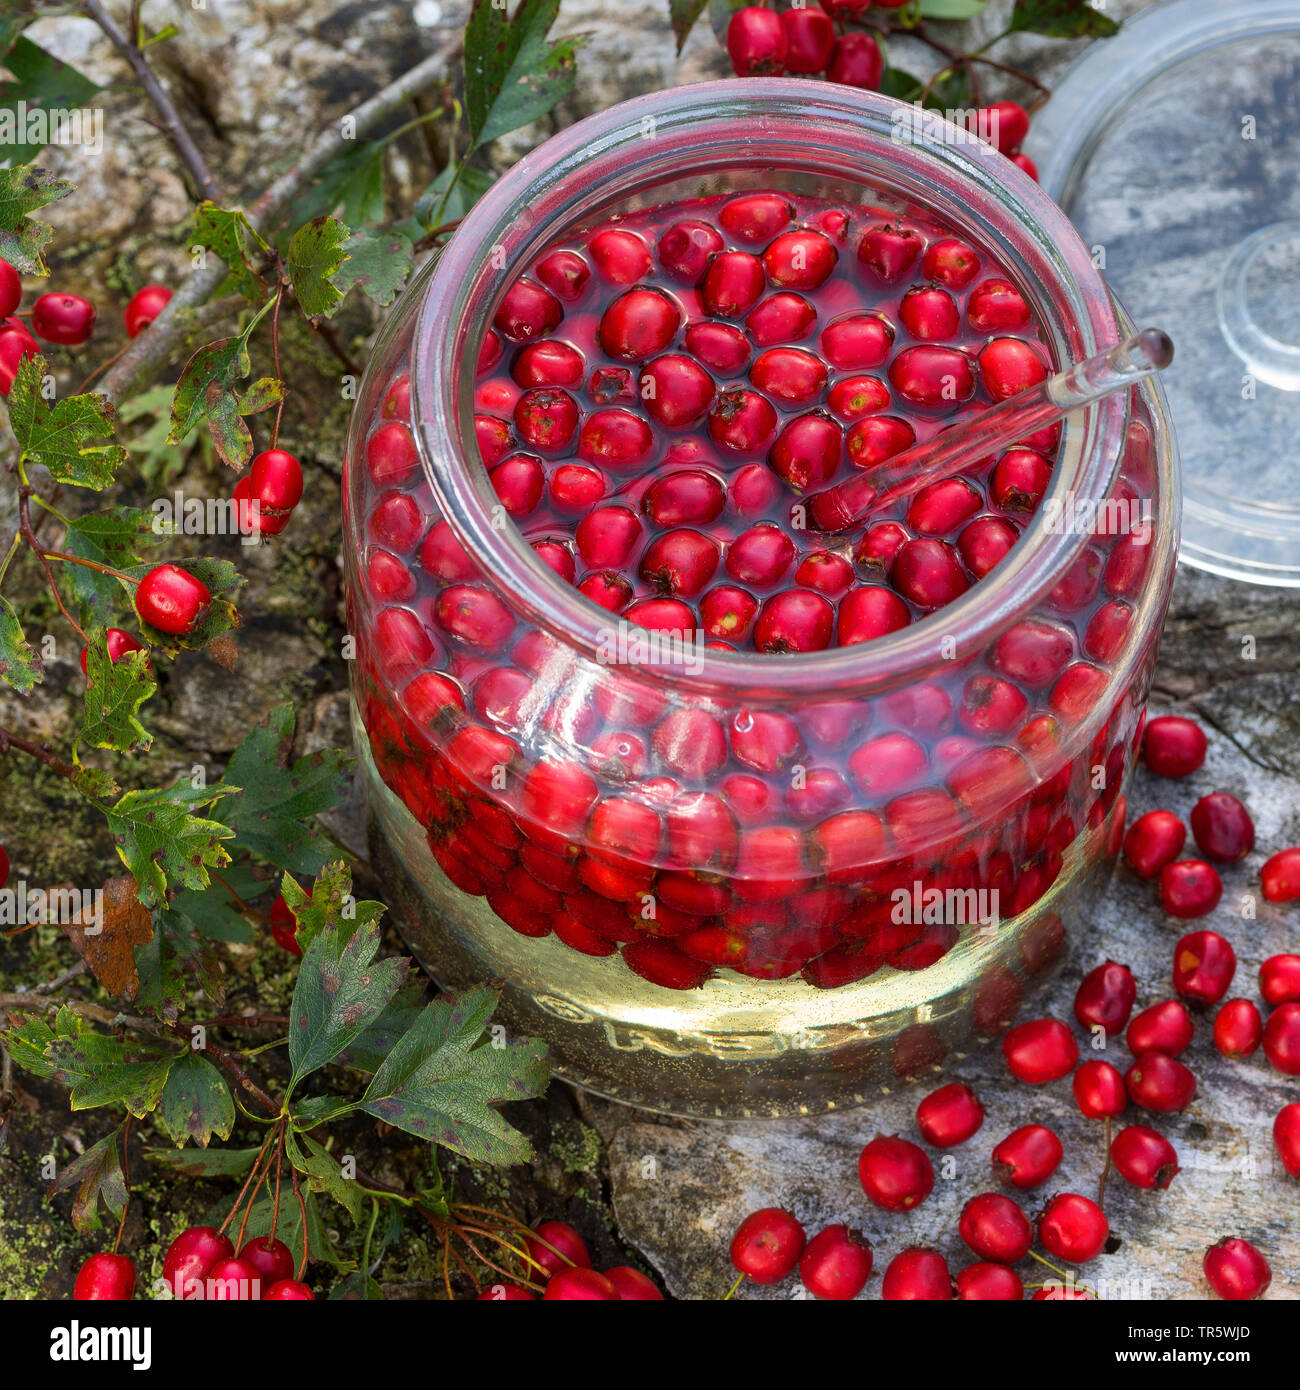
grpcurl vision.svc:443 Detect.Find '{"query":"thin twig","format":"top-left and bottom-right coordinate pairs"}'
top-left (19, 491), bottom-right (87, 642)
top-left (82, 0), bottom-right (222, 202)
top-left (268, 282), bottom-right (286, 449)
top-left (97, 38), bottom-right (460, 405)
top-left (291, 1165), bottom-right (309, 1280)
top-left (112, 1115), bottom-right (133, 1254)
top-left (219, 1126), bottom-right (277, 1237)
top-left (33, 960), bottom-right (90, 994)
top-left (0, 727), bottom-right (80, 782)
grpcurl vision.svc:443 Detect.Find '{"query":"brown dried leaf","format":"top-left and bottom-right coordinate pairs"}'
top-left (61, 876), bottom-right (153, 1003)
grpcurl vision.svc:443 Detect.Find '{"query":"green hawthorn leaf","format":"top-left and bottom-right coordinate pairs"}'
top-left (167, 339), bottom-right (256, 468)
top-left (669, 0), bottom-right (709, 52)
top-left (290, 139), bottom-right (388, 228)
top-left (412, 159), bottom-right (494, 233)
top-left (0, 163), bottom-right (72, 271)
top-left (167, 299), bottom-right (274, 468)
top-left (0, 36), bottom-right (103, 166)
top-left (287, 215), bottom-right (349, 319)
top-left (279, 862), bottom-right (384, 959)
top-left (334, 969), bottom-right (425, 1073)
top-left (217, 706), bottom-right (353, 874)
top-left (69, 756), bottom-right (120, 804)
top-left (1008, 0), bottom-right (1118, 38)
top-left (2, 1006), bottom-right (176, 1116)
top-left (6, 356), bottom-right (127, 490)
top-left (330, 229), bottom-right (412, 308)
top-left (119, 385), bottom-right (193, 485)
top-left (81, 637), bottom-right (155, 752)
top-left (136, 900), bottom-right (226, 1020)
top-left (226, 1185), bottom-right (343, 1267)
top-left (288, 917), bottom-right (407, 1087)
top-left (709, 0), bottom-right (746, 40)
top-left (1, 1010), bottom-right (60, 1077)
top-left (63, 505), bottom-right (165, 625)
top-left (919, 0), bottom-right (987, 17)
top-left (105, 778), bottom-right (238, 910)
top-left (192, 202), bottom-right (272, 304)
top-left (359, 986), bottom-right (547, 1164)
top-left (284, 1127), bottom-right (366, 1221)
top-left (48, 1128), bottom-right (128, 1233)
top-left (145, 1144), bottom-right (260, 1179)
top-left (167, 865), bottom-right (267, 946)
top-left (154, 1051), bottom-right (234, 1148)
top-left (0, 594), bottom-right (42, 694)
top-left (236, 376), bottom-right (285, 415)
top-left (464, 0), bottom-right (587, 150)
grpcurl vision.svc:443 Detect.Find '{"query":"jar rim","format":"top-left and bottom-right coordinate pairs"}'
top-left (411, 79), bottom-right (1133, 700)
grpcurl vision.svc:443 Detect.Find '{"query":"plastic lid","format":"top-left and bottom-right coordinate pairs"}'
top-left (1029, 0), bottom-right (1300, 587)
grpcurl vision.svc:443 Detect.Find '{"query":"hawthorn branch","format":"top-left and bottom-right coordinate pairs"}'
top-left (0, 725), bottom-right (80, 782)
top-left (82, 0), bottom-right (222, 203)
top-left (97, 37), bottom-right (462, 405)
top-left (0, 990), bottom-right (281, 1116)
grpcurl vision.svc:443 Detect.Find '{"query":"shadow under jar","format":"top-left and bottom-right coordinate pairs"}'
top-left (343, 81), bottom-right (1179, 1119)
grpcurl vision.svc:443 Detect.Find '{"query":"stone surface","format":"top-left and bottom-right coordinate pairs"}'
top-left (596, 640), bottom-right (1300, 1298)
top-left (3, 0), bottom-right (1298, 1302)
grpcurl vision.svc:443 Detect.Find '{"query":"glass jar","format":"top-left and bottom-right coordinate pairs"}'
top-left (342, 80), bottom-right (1179, 1119)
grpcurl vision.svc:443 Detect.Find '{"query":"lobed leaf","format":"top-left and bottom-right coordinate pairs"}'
top-left (81, 637), bottom-right (155, 752)
top-left (192, 202), bottom-right (273, 305)
top-left (218, 706), bottom-right (353, 875)
top-left (62, 505), bottom-right (165, 627)
top-left (284, 1128), bottom-right (365, 1222)
top-left (105, 778), bottom-right (238, 910)
top-left (0, 163), bottom-right (71, 271)
top-left (59, 874), bottom-right (153, 1003)
top-left (47, 1129), bottom-right (127, 1234)
top-left (288, 917), bottom-right (407, 1087)
top-left (330, 229), bottom-right (412, 307)
top-left (3, 1006), bottom-right (176, 1117)
top-left (359, 986), bottom-right (548, 1165)
top-left (463, 0), bottom-right (587, 150)
top-left (286, 215), bottom-right (350, 319)
top-left (6, 355), bottom-right (127, 490)
top-left (0, 594), bottom-right (42, 694)
top-left (154, 1051), bottom-right (235, 1148)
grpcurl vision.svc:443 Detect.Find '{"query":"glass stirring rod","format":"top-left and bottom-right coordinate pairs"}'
top-left (804, 328), bottom-right (1175, 534)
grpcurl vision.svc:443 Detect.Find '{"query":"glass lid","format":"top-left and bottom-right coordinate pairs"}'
top-left (1029, 0), bottom-right (1300, 586)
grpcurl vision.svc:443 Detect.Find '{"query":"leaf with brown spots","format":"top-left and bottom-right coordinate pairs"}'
top-left (47, 1127), bottom-right (128, 1233)
top-left (287, 916), bottom-right (407, 1089)
top-left (359, 986), bottom-right (547, 1165)
top-left (155, 1051), bottom-right (234, 1148)
top-left (60, 875), bottom-right (153, 1004)
top-left (217, 705), bottom-right (352, 875)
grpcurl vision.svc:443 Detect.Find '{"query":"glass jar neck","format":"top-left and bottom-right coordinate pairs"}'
top-left (410, 79), bottom-right (1127, 701)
